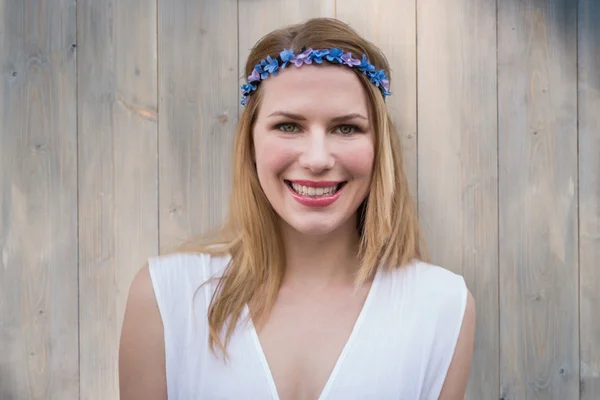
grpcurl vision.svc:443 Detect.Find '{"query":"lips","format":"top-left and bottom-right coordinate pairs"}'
top-left (284, 180), bottom-right (347, 207)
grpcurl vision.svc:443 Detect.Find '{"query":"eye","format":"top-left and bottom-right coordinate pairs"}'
top-left (275, 123), bottom-right (300, 133)
top-left (336, 125), bottom-right (360, 135)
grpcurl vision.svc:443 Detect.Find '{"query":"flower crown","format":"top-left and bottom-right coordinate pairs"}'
top-left (240, 47), bottom-right (391, 106)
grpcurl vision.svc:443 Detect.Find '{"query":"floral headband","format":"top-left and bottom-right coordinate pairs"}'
top-left (240, 47), bottom-right (391, 106)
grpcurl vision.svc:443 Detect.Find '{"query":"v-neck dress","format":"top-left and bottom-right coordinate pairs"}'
top-left (148, 252), bottom-right (467, 400)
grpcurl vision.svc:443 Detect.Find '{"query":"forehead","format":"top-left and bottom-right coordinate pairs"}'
top-left (257, 64), bottom-right (370, 117)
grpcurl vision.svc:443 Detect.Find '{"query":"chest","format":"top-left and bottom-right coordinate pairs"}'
top-left (255, 287), bottom-right (370, 400)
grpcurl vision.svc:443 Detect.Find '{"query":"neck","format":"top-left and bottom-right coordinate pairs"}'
top-left (280, 215), bottom-right (361, 289)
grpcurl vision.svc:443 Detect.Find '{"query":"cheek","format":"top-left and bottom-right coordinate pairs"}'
top-left (340, 141), bottom-right (375, 178)
top-left (254, 136), bottom-right (296, 181)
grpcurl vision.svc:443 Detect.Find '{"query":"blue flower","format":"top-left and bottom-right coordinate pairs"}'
top-left (254, 62), bottom-right (269, 80)
top-left (325, 47), bottom-right (343, 63)
top-left (264, 56), bottom-right (279, 76)
top-left (358, 54), bottom-right (375, 74)
top-left (368, 69), bottom-right (388, 88)
top-left (280, 48), bottom-right (295, 68)
top-left (310, 49), bottom-right (330, 64)
top-left (241, 82), bottom-right (257, 96)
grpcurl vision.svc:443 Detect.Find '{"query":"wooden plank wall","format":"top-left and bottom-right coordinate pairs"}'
top-left (417, 1), bottom-right (499, 398)
top-left (498, 2), bottom-right (579, 399)
top-left (579, 0), bottom-right (600, 398)
top-left (158, 0), bottom-right (237, 254)
top-left (0, 1), bottom-right (79, 399)
top-left (77, 1), bottom-right (158, 399)
top-left (0, 0), bottom-right (597, 399)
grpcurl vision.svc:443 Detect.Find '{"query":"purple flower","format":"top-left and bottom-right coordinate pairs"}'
top-left (248, 69), bottom-right (260, 83)
top-left (264, 56), bottom-right (279, 76)
top-left (280, 48), bottom-right (294, 68)
top-left (325, 47), bottom-right (344, 63)
top-left (291, 48), bottom-right (314, 67)
top-left (380, 78), bottom-right (390, 93)
top-left (310, 49), bottom-right (330, 64)
top-left (341, 52), bottom-right (361, 67)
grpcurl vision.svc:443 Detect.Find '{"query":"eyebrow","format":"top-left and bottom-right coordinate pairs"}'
top-left (267, 111), bottom-right (368, 122)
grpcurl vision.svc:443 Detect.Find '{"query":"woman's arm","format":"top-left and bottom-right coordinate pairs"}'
top-left (438, 289), bottom-right (476, 400)
top-left (119, 264), bottom-right (168, 400)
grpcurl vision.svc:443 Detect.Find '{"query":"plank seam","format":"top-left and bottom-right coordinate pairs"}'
top-left (414, 0), bottom-right (419, 221)
top-left (576, 1), bottom-right (582, 396)
top-left (75, 0), bottom-right (81, 398)
top-left (156, 0), bottom-right (161, 255)
top-left (495, 0), bottom-right (501, 397)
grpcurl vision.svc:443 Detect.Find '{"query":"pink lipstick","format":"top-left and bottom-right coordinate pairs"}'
top-left (285, 180), bottom-right (346, 207)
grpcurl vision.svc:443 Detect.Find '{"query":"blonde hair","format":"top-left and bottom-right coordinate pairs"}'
top-left (175, 18), bottom-right (426, 359)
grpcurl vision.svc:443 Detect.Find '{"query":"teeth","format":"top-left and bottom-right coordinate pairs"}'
top-left (290, 182), bottom-right (339, 197)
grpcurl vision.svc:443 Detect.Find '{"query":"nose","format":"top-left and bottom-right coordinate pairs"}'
top-left (297, 130), bottom-right (335, 173)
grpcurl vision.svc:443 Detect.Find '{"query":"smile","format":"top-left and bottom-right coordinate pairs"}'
top-left (284, 180), bottom-right (347, 207)
top-left (289, 182), bottom-right (342, 197)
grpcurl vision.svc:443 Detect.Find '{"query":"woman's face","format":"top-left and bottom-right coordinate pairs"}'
top-left (252, 64), bottom-right (375, 237)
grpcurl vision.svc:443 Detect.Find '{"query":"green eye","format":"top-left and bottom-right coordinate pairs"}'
top-left (337, 125), bottom-right (357, 135)
top-left (277, 123), bottom-right (298, 133)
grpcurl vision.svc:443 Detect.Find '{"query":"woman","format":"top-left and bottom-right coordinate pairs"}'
top-left (119, 18), bottom-right (475, 400)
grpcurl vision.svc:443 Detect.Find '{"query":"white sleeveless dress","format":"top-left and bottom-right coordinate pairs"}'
top-left (148, 252), bottom-right (467, 400)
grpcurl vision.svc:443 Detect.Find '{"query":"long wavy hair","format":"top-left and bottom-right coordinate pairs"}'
top-left (175, 18), bottom-right (426, 359)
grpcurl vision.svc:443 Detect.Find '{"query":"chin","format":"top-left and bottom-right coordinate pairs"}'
top-left (283, 214), bottom-right (349, 237)
top-left (289, 222), bottom-right (337, 237)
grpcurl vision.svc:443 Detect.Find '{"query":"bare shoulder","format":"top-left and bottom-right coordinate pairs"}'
top-left (438, 289), bottom-right (476, 400)
top-left (119, 263), bottom-right (167, 400)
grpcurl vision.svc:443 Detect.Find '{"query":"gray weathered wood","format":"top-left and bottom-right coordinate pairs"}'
top-left (158, 0), bottom-right (238, 253)
top-left (77, 0), bottom-right (159, 398)
top-left (0, 1), bottom-right (78, 399)
top-left (498, 1), bottom-right (579, 398)
top-left (416, 1), bottom-right (499, 398)
top-left (0, 1), bottom-right (595, 397)
top-left (579, 0), bottom-right (600, 398)
top-left (336, 0), bottom-right (417, 198)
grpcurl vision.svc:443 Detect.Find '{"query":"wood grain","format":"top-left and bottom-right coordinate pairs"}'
top-left (416, 1), bottom-right (499, 398)
top-left (0, 0), bottom-right (78, 399)
top-left (77, 0), bottom-right (158, 398)
top-left (498, 1), bottom-right (579, 398)
top-left (336, 0), bottom-right (418, 198)
top-left (158, 0), bottom-right (238, 253)
top-left (0, 1), bottom-right (594, 398)
top-left (579, 0), bottom-right (600, 398)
